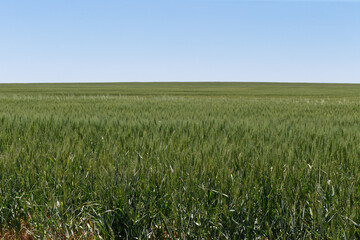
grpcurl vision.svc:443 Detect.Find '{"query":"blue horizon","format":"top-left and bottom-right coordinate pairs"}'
top-left (1, 1), bottom-right (359, 83)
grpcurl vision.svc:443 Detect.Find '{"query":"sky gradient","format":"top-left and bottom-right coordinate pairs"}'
top-left (1, 0), bottom-right (359, 83)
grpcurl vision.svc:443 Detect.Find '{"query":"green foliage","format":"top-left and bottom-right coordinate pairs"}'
top-left (1, 83), bottom-right (360, 239)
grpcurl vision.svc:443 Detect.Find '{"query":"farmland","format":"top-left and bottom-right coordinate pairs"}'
top-left (1, 82), bottom-right (360, 239)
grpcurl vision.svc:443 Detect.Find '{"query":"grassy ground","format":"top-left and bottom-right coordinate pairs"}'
top-left (1, 82), bottom-right (360, 239)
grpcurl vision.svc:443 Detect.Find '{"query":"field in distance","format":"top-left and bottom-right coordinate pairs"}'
top-left (2, 82), bottom-right (360, 97)
top-left (1, 82), bottom-right (360, 239)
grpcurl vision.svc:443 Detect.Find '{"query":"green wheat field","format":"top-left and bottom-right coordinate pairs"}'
top-left (1, 82), bottom-right (360, 239)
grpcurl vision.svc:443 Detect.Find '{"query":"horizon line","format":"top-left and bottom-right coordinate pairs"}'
top-left (1, 81), bottom-right (360, 85)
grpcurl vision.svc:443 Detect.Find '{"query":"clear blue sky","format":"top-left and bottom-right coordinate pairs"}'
top-left (1, 0), bottom-right (359, 83)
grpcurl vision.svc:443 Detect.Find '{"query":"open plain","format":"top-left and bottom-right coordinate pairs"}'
top-left (1, 82), bottom-right (360, 239)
